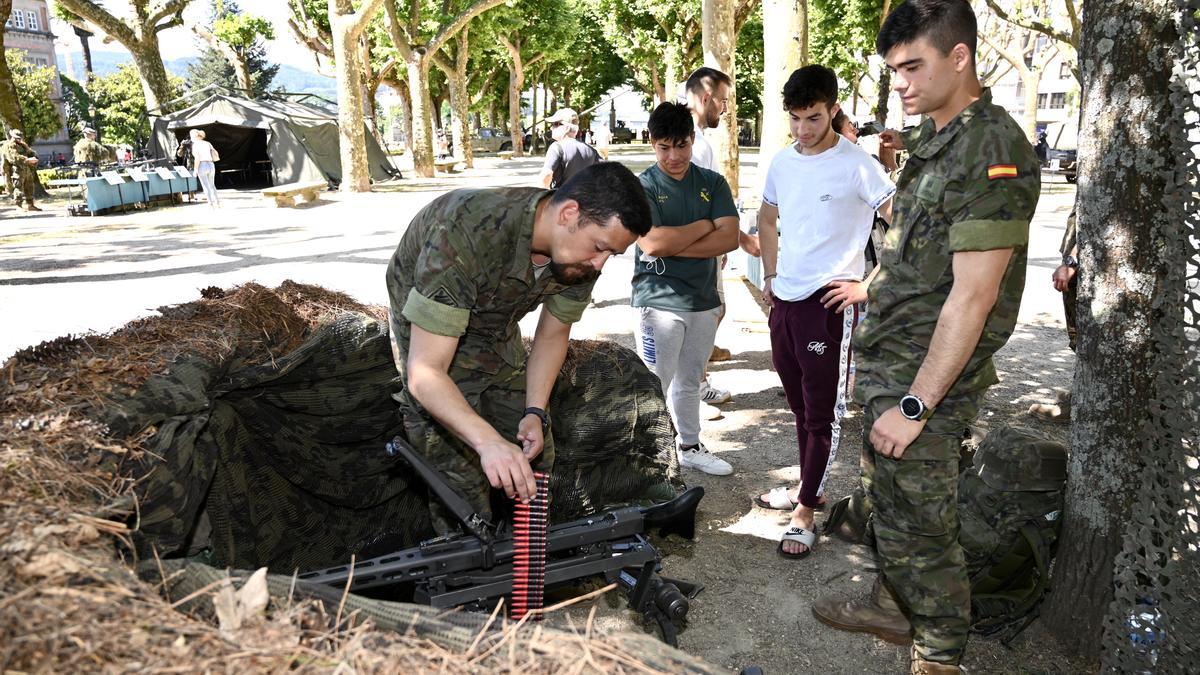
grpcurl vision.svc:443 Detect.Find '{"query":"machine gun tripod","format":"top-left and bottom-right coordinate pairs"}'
top-left (298, 436), bottom-right (704, 645)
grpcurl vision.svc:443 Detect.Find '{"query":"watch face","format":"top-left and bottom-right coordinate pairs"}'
top-left (900, 396), bottom-right (922, 418)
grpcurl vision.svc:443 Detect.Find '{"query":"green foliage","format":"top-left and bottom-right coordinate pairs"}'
top-left (810, 0), bottom-right (885, 95)
top-left (194, 0), bottom-right (279, 96)
top-left (547, 6), bottom-right (630, 113)
top-left (213, 13), bottom-right (275, 47)
top-left (735, 12), bottom-right (764, 121)
top-left (90, 63), bottom-right (182, 148)
top-left (5, 50), bottom-right (63, 142)
top-left (58, 74), bottom-right (93, 142)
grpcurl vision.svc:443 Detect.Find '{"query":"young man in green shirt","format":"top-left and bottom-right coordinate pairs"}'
top-left (632, 102), bottom-right (741, 475)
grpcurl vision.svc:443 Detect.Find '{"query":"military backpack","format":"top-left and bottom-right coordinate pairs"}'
top-left (824, 424), bottom-right (1068, 641)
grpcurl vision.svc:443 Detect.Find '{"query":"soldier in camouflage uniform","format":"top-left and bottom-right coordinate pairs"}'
top-left (386, 162), bottom-right (651, 534)
top-left (812, 2), bottom-right (1041, 673)
top-left (1, 129), bottom-right (41, 211)
top-left (73, 127), bottom-right (107, 175)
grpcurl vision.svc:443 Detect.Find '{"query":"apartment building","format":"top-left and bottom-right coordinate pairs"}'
top-left (4, 0), bottom-right (71, 161)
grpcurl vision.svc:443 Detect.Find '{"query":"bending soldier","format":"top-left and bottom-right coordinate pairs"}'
top-left (1, 129), bottom-right (41, 212)
top-left (386, 163), bottom-right (652, 534)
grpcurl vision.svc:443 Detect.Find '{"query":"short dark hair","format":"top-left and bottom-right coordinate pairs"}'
top-left (831, 109), bottom-right (851, 134)
top-left (684, 67), bottom-right (732, 97)
top-left (876, 0), bottom-right (977, 61)
top-left (782, 65), bottom-right (839, 112)
top-left (553, 162), bottom-right (652, 236)
top-left (647, 102), bottom-right (694, 144)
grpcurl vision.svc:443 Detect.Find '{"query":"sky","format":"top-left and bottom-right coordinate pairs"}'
top-left (51, 1), bottom-right (318, 70)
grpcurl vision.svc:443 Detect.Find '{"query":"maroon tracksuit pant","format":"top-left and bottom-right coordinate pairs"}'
top-left (768, 288), bottom-right (858, 509)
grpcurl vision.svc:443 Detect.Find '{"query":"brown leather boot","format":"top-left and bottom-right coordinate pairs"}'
top-left (910, 646), bottom-right (961, 674)
top-left (812, 576), bottom-right (912, 645)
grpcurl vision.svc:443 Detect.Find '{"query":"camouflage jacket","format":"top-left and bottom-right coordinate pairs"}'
top-left (74, 138), bottom-right (107, 163)
top-left (855, 89), bottom-right (1041, 425)
top-left (1, 139), bottom-right (35, 176)
top-left (386, 188), bottom-right (594, 385)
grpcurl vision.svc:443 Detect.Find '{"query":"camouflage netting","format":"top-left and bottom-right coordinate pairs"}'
top-left (0, 281), bottom-right (706, 673)
top-left (1100, 3), bottom-right (1200, 670)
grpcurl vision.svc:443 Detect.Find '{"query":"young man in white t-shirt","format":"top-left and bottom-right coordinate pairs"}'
top-left (756, 65), bottom-right (895, 559)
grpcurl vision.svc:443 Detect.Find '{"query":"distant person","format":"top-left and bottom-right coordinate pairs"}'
top-left (190, 129), bottom-right (220, 208)
top-left (1035, 131), bottom-right (1049, 163)
top-left (1, 129), bottom-right (41, 211)
top-left (175, 138), bottom-right (194, 169)
top-left (594, 124), bottom-right (612, 160)
top-left (73, 127), bottom-right (107, 175)
top-left (538, 108), bottom-right (600, 189)
top-left (1029, 208), bottom-right (1077, 421)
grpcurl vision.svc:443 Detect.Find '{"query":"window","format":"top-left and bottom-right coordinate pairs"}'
top-left (12, 10), bottom-right (24, 29)
top-left (26, 10), bottom-right (39, 31)
top-left (1015, 81), bottom-right (1024, 98)
top-left (1037, 93), bottom-right (1048, 109)
top-left (1060, 62), bottom-right (1072, 79)
top-left (1050, 93), bottom-right (1067, 109)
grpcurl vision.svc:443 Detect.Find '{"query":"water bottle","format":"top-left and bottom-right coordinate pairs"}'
top-left (1127, 597), bottom-right (1164, 672)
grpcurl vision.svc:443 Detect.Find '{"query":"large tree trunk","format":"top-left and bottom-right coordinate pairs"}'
top-left (1040, 1), bottom-right (1186, 669)
top-left (500, 36), bottom-right (526, 157)
top-left (702, 0), bottom-right (739, 195)
top-left (442, 30), bottom-right (473, 168)
top-left (0, 0), bottom-right (23, 134)
top-left (407, 58), bottom-right (436, 177)
top-left (329, 0), bottom-right (387, 192)
top-left (760, 0), bottom-right (806, 153)
top-left (128, 36), bottom-right (175, 113)
top-left (1019, 69), bottom-right (1041, 142)
top-left (874, 66), bottom-right (891, 125)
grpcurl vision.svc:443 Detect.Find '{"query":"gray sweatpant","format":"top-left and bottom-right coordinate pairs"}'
top-left (635, 306), bottom-right (721, 446)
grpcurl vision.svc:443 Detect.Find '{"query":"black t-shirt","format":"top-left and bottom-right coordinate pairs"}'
top-left (543, 138), bottom-right (600, 188)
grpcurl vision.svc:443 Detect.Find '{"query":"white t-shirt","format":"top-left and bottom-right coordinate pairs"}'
top-left (191, 139), bottom-right (217, 162)
top-left (691, 123), bottom-right (717, 172)
top-left (594, 125), bottom-right (611, 146)
top-left (762, 135), bottom-right (896, 302)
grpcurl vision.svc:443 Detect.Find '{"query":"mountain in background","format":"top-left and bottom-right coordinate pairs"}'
top-left (55, 51), bottom-right (336, 100)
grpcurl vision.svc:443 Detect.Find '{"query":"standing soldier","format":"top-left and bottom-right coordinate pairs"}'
top-left (1, 129), bottom-right (41, 212)
top-left (811, 1), bottom-right (1041, 673)
top-left (73, 127), bottom-right (107, 174)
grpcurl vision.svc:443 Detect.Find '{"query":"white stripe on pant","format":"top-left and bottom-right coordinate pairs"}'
top-left (815, 303), bottom-right (859, 498)
top-left (635, 305), bottom-right (721, 447)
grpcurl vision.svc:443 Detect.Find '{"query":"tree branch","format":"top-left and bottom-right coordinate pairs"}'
top-left (153, 14), bottom-right (185, 33)
top-left (287, 17), bottom-right (333, 57)
top-left (53, 0), bottom-right (137, 45)
top-left (383, 0), bottom-right (415, 61)
top-left (146, 0), bottom-right (190, 31)
top-left (983, 0), bottom-right (1075, 49)
top-left (979, 30), bottom-right (1030, 76)
top-left (427, 0), bottom-right (506, 56)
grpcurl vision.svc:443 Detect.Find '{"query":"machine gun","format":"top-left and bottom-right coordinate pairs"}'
top-left (298, 436), bottom-right (704, 645)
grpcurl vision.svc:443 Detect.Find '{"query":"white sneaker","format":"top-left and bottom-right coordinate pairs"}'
top-left (677, 442), bottom-right (733, 476)
top-left (699, 379), bottom-right (732, 404)
top-left (702, 402), bottom-right (723, 420)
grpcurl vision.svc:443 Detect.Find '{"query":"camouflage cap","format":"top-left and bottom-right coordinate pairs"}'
top-left (974, 425), bottom-right (1068, 492)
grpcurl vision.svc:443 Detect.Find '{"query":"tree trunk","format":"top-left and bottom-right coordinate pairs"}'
top-left (0, 0), bottom-right (24, 134)
top-left (407, 57), bottom-right (435, 177)
top-left (500, 36), bottom-right (525, 157)
top-left (530, 74), bottom-right (540, 154)
top-left (1040, 1), bottom-right (1185, 669)
top-left (761, 0), bottom-right (806, 153)
top-left (650, 61), bottom-right (666, 105)
top-left (1019, 69), bottom-right (1041, 143)
top-left (875, 66), bottom-right (890, 125)
top-left (129, 36), bottom-right (175, 113)
top-left (702, 0), bottom-right (739, 195)
top-left (446, 68), bottom-right (471, 167)
top-left (329, 0), bottom-right (381, 192)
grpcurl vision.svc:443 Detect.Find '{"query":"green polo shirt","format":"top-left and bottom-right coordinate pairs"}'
top-left (386, 187), bottom-right (594, 381)
top-left (631, 163), bottom-right (738, 312)
top-left (854, 89), bottom-right (1041, 430)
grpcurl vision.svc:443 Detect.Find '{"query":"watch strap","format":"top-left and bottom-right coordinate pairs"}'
top-left (523, 406), bottom-right (549, 428)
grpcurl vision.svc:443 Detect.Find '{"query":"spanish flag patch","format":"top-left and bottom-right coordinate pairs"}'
top-left (988, 164), bottom-right (1018, 180)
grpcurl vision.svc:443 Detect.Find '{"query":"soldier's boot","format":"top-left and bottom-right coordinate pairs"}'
top-left (910, 646), bottom-right (962, 674)
top-left (812, 576), bottom-right (912, 645)
top-left (24, 203), bottom-right (41, 212)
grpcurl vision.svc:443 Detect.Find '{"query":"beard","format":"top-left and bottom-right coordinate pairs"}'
top-left (549, 260), bottom-right (600, 285)
top-left (705, 107), bottom-right (721, 129)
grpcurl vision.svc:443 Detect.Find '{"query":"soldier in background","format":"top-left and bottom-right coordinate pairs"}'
top-left (1029, 208), bottom-right (1077, 421)
top-left (811, 2), bottom-right (1041, 672)
top-left (1, 129), bottom-right (41, 212)
top-left (386, 163), bottom-right (651, 534)
top-left (73, 127), bottom-right (107, 176)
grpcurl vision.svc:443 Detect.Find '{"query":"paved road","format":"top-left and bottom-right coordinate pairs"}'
top-left (0, 148), bottom-right (1075, 361)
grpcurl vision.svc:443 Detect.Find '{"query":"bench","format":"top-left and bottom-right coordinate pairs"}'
top-left (434, 158), bottom-right (460, 174)
top-left (498, 151), bottom-right (514, 160)
top-left (262, 180), bottom-right (327, 208)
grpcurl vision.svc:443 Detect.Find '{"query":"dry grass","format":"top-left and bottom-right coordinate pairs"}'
top-left (0, 281), bottom-right (713, 674)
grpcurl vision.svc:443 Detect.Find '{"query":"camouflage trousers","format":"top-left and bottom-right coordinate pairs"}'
top-left (8, 170), bottom-right (34, 206)
top-left (398, 365), bottom-right (555, 535)
top-left (862, 405), bottom-right (971, 665)
top-left (1063, 274), bottom-right (1078, 352)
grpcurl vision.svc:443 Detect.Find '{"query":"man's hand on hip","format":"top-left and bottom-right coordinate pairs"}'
top-left (516, 415), bottom-right (545, 461)
top-left (821, 280), bottom-right (867, 312)
top-left (869, 406), bottom-right (927, 459)
top-left (477, 439), bottom-right (537, 500)
top-left (1051, 264), bottom-right (1076, 292)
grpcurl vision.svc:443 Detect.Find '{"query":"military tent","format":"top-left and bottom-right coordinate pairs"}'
top-left (148, 93), bottom-right (399, 188)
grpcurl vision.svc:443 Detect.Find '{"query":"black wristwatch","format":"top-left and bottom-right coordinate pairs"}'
top-left (899, 394), bottom-right (935, 421)
top-left (1062, 254), bottom-right (1079, 269)
top-left (522, 406), bottom-right (549, 429)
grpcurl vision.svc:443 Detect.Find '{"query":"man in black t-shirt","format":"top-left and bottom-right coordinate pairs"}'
top-left (539, 108), bottom-right (601, 189)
